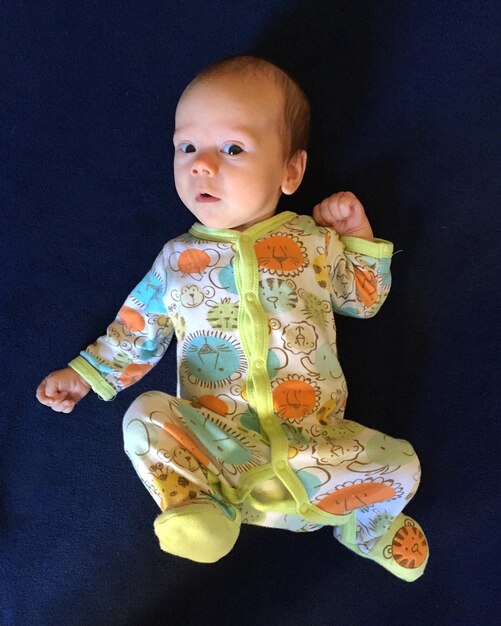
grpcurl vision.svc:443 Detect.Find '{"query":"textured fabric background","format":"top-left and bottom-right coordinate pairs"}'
top-left (2, 1), bottom-right (498, 624)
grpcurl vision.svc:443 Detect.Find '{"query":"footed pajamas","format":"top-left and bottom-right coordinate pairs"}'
top-left (70, 212), bottom-right (428, 580)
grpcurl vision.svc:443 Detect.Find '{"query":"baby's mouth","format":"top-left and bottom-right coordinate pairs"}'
top-left (196, 193), bottom-right (220, 203)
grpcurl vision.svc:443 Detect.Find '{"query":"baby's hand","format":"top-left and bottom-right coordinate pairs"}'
top-left (36, 367), bottom-right (91, 413)
top-left (313, 191), bottom-right (373, 240)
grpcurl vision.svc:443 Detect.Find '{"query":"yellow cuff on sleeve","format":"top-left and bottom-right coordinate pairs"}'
top-left (68, 356), bottom-right (117, 401)
top-left (341, 236), bottom-right (394, 259)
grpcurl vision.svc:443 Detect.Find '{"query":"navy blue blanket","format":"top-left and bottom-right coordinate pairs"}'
top-left (2, 1), bottom-right (498, 624)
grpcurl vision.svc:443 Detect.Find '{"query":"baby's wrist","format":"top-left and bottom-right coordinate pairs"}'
top-left (339, 223), bottom-right (374, 241)
top-left (66, 364), bottom-right (91, 389)
top-left (77, 374), bottom-right (91, 389)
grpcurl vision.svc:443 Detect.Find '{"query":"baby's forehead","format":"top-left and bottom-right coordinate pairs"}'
top-left (180, 69), bottom-right (282, 104)
top-left (175, 73), bottom-right (284, 127)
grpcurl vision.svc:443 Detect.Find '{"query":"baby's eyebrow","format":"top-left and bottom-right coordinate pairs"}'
top-left (173, 126), bottom-right (256, 142)
top-left (172, 129), bottom-right (188, 141)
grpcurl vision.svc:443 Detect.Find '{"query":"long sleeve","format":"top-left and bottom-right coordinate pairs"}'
top-left (69, 246), bottom-right (174, 399)
top-left (325, 228), bottom-right (394, 318)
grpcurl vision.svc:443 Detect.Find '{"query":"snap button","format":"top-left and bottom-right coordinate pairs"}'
top-left (245, 292), bottom-right (256, 303)
top-left (254, 359), bottom-right (265, 370)
top-left (276, 460), bottom-right (287, 471)
top-left (239, 235), bottom-right (250, 246)
top-left (299, 504), bottom-right (309, 515)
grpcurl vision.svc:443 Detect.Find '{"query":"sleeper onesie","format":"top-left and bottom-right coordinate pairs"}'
top-left (70, 211), bottom-right (428, 579)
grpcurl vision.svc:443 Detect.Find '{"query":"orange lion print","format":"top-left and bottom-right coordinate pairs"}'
top-left (273, 376), bottom-right (319, 421)
top-left (255, 235), bottom-right (307, 275)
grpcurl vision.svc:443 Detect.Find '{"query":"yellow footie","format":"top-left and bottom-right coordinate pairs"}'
top-left (154, 500), bottom-right (241, 563)
top-left (338, 514), bottom-right (429, 582)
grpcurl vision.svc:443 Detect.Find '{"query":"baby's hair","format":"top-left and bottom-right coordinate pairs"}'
top-left (191, 55), bottom-right (310, 161)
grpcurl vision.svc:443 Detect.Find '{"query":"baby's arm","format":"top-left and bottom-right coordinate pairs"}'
top-left (313, 191), bottom-right (374, 241)
top-left (320, 192), bottom-right (394, 319)
top-left (36, 367), bottom-right (91, 413)
top-left (37, 246), bottom-right (175, 408)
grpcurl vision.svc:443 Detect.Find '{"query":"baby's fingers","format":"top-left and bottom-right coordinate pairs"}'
top-left (36, 379), bottom-right (55, 406)
top-left (36, 378), bottom-right (71, 411)
top-left (338, 191), bottom-right (364, 214)
top-left (46, 396), bottom-right (75, 413)
top-left (54, 399), bottom-right (75, 413)
top-left (336, 201), bottom-right (353, 219)
top-left (312, 201), bottom-right (332, 226)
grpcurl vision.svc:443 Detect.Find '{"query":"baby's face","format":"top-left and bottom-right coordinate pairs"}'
top-left (173, 73), bottom-right (293, 231)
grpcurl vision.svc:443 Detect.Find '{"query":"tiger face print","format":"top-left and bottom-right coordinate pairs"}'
top-left (387, 518), bottom-right (428, 568)
top-left (207, 299), bottom-right (239, 331)
top-left (259, 277), bottom-right (298, 314)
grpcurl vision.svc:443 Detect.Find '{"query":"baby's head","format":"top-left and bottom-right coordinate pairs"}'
top-left (173, 56), bottom-right (310, 230)
top-left (194, 56), bottom-right (311, 162)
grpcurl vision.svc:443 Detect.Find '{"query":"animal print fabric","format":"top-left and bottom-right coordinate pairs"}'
top-left (73, 211), bottom-right (421, 544)
top-left (123, 390), bottom-right (421, 546)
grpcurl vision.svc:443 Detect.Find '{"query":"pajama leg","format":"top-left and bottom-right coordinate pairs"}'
top-left (290, 418), bottom-right (429, 581)
top-left (122, 390), bottom-right (250, 562)
top-left (123, 391), bottom-right (213, 510)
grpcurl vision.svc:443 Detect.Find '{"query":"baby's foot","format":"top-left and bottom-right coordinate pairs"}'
top-left (154, 499), bottom-right (241, 563)
top-left (336, 514), bottom-right (429, 582)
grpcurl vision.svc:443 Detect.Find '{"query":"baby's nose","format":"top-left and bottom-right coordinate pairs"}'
top-left (191, 152), bottom-right (218, 176)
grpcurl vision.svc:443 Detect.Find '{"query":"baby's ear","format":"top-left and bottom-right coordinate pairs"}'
top-left (281, 150), bottom-right (307, 195)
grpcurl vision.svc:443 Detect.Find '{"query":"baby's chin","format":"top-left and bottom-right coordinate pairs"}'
top-left (188, 211), bottom-right (245, 231)
top-left (197, 217), bottom-right (239, 230)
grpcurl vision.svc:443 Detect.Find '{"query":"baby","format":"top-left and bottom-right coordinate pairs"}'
top-left (37, 55), bottom-right (428, 581)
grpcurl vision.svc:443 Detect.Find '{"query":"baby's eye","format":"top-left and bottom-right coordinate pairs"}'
top-left (222, 144), bottom-right (243, 155)
top-left (179, 143), bottom-right (196, 153)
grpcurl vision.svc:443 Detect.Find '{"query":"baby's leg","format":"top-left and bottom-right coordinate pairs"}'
top-left (123, 391), bottom-right (241, 562)
top-left (291, 419), bottom-right (428, 581)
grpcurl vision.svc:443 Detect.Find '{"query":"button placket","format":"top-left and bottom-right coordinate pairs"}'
top-left (237, 234), bottom-right (262, 372)
top-left (234, 230), bottom-right (312, 514)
